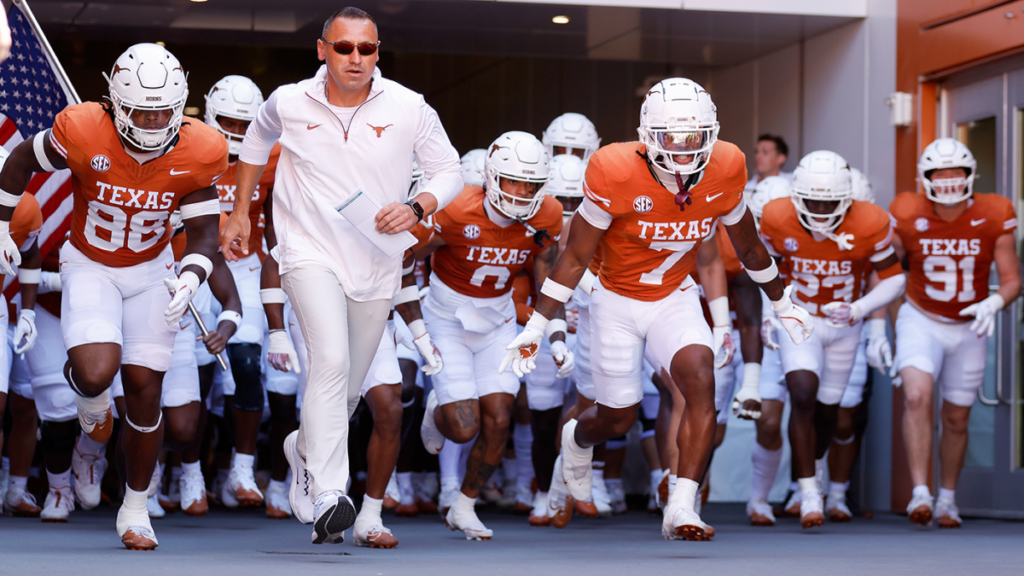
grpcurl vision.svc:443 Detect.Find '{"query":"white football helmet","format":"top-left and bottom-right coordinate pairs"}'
top-left (205, 75), bottom-right (264, 156)
top-left (748, 175), bottom-right (792, 223)
top-left (485, 131), bottom-right (550, 220)
top-left (460, 149), bottom-right (486, 187)
top-left (637, 78), bottom-right (719, 177)
top-left (542, 113), bottom-right (601, 162)
top-left (790, 151), bottom-right (853, 235)
top-left (849, 167), bottom-right (875, 203)
top-left (103, 43), bottom-right (188, 152)
top-left (918, 138), bottom-right (977, 204)
top-left (547, 154), bottom-right (586, 217)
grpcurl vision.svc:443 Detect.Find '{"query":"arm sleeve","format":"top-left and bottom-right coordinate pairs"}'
top-left (239, 90), bottom-right (284, 166)
top-left (868, 215), bottom-right (896, 263)
top-left (719, 196), bottom-right (747, 226)
top-left (414, 98), bottom-right (463, 211)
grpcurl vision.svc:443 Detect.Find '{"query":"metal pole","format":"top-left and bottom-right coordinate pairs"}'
top-left (188, 301), bottom-right (230, 371)
top-left (12, 0), bottom-right (81, 104)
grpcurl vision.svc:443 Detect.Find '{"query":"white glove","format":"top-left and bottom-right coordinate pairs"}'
top-left (414, 332), bottom-right (443, 376)
top-left (761, 315), bottom-right (783, 351)
top-left (712, 325), bottom-right (735, 369)
top-left (0, 221), bottom-right (22, 277)
top-left (890, 363), bottom-right (902, 388)
top-left (771, 286), bottom-right (813, 345)
top-left (40, 271), bottom-right (62, 293)
top-left (550, 340), bottom-right (575, 379)
top-left (267, 329), bottom-right (301, 374)
top-left (959, 294), bottom-right (1005, 338)
top-left (821, 301), bottom-right (864, 329)
top-left (163, 273), bottom-right (200, 325)
top-left (12, 309), bottom-right (36, 354)
top-left (500, 314), bottom-right (547, 377)
top-left (864, 318), bottom-right (893, 370)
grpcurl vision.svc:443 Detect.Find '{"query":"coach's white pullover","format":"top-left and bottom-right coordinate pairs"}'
top-left (239, 66), bottom-right (462, 301)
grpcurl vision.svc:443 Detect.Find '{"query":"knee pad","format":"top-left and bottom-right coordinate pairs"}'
top-left (228, 343), bottom-right (264, 412)
top-left (40, 420), bottom-right (78, 453)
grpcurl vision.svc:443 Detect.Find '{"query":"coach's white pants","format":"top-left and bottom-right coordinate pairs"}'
top-left (283, 264), bottom-right (391, 498)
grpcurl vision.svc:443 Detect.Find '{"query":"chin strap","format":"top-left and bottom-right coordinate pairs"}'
top-left (673, 173), bottom-right (693, 211)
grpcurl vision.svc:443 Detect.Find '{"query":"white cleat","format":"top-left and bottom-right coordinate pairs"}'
top-left (445, 502), bottom-right (493, 540)
top-left (907, 492), bottom-right (934, 526)
top-left (936, 499), bottom-right (962, 529)
top-left (607, 482), bottom-right (627, 515)
top-left (180, 470), bottom-right (209, 517)
top-left (284, 430), bottom-right (314, 524)
top-left (146, 494), bottom-right (166, 519)
top-left (800, 490), bottom-right (825, 529)
top-left (4, 486), bottom-right (42, 517)
top-left (311, 491), bottom-right (356, 545)
top-left (41, 485), bottom-right (75, 522)
top-left (747, 498), bottom-right (776, 526)
top-left (420, 390), bottom-right (446, 455)
top-left (223, 464), bottom-right (264, 508)
top-left (826, 493), bottom-right (852, 522)
top-left (592, 477), bottom-right (612, 518)
top-left (353, 518), bottom-right (399, 548)
top-left (560, 419), bottom-right (593, 501)
top-left (265, 482), bottom-right (292, 520)
top-left (528, 491), bottom-right (550, 526)
top-left (71, 440), bottom-right (107, 510)
top-left (117, 503), bottom-right (159, 550)
top-left (663, 505), bottom-right (712, 541)
top-left (512, 483), bottom-right (533, 514)
top-left (784, 490), bottom-right (802, 517)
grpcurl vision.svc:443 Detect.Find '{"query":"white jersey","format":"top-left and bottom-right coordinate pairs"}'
top-left (239, 66), bottom-right (463, 302)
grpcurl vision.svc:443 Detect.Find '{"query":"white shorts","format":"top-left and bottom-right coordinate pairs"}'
top-left (26, 307), bottom-right (76, 421)
top-left (393, 313), bottom-right (424, 389)
top-left (360, 321), bottom-right (402, 397)
top-left (758, 345), bottom-right (787, 403)
top-left (571, 286), bottom-right (595, 401)
top-left (894, 302), bottom-right (987, 407)
top-left (423, 307), bottom-right (519, 406)
top-left (524, 336), bottom-right (570, 411)
top-left (590, 276), bottom-right (713, 409)
top-left (110, 325), bottom-right (201, 409)
top-left (778, 315), bottom-right (862, 406)
top-left (839, 328), bottom-right (869, 409)
top-left (0, 302), bottom-right (9, 396)
top-left (714, 328), bottom-right (743, 424)
top-left (225, 254), bottom-right (268, 345)
top-left (59, 242), bottom-right (178, 372)
top-left (263, 300), bottom-right (300, 396)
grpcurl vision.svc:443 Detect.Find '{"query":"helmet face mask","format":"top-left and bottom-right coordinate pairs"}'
top-left (205, 75), bottom-right (264, 157)
top-left (918, 138), bottom-right (977, 205)
top-left (637, 78), bottom-right (719, 177)
top-left (542, 113), bottom-right (601, 162)
top-left (104, 43), bottom-right (188, 152)
top-left (790, 151), bottom-right (853, 235)
top-left (485, 131), bottom-right (550, 221)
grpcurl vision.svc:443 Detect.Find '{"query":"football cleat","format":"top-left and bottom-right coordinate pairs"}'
top-left (40, 485), bottom-right (75, 523)
top-left (907, 492), bottom-right (934, 526)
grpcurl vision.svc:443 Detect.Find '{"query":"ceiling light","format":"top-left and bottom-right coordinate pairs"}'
top-left (552, 15), bottom-right (569, 25)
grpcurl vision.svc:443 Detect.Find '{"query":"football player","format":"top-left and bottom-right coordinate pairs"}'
top-left (0, 44), bottom-right (226, 549)
top-left (418, 131), bottom-right (569, 540)
top-left (759, 151), bottom-right (905, 529)
top-left (505, 79), bottom-right (812, 541)
top-left (542, 113), bottom-right (601, 161)
top-left (892, 138), bottom-right (1020, 528)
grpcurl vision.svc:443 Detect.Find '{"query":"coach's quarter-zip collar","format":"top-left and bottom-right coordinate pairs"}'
top-left (304, 65), bottom-right (384, 142)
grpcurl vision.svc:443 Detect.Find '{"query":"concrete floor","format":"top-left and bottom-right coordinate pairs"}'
top-left (1, 504), bottom-right (1022, 575)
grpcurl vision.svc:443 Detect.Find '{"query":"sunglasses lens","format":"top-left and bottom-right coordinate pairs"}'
top-left (332, 42), bottom-right (355, 55)
top-left (357, 43), bottom-right (378, 55)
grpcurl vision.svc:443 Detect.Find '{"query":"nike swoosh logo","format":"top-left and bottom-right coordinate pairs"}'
top-left (505, 317), bottom-right (514, 323)
top-left (166, 263), bottom-right (174, 270)
top-left (706, 193), bottom-right (723, 202)
top-left (970, 218), bottom-right (986, 226)
top-left (249, 266), bottom-right (260, 272)
top-left (307, 124), bottom-right (321, 130)
top-left (169, 169), bottom-right (190, 175)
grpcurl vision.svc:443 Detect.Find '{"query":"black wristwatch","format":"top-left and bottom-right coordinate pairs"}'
top-left (405, 200), bottom-right (424, 223)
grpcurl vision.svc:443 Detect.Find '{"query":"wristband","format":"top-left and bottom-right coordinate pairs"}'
top-left (217, 310), bottom-right (242, 330)
top-left (18, 267), bottom-right (41, 285)
top-left (402, 263), bottom-right (415, 275)
top-left (866, 317), bottom-right (887, 337)
top-left (260, 288), bottom-right (287, 304)
top-left (408, 318), bottom-right (427, 339)
top-left (545, 318), bottom-right (568, 339)
top-left (540, 278), bottom-right (574, 303)
top-left (577, 268), bottom-right (596, 295)
top-left (393, 285), bottom-right (420, 306)
top-left (708, 296), bottom-right (730, 328)
top-left (0, 189), bottom-right (21, 208)
top-left (180, 199), bottom-right (221, 219)
top-left (180, 253), bottom-right (213, 279)
top-left (746, 260), bottom-right (779, 284)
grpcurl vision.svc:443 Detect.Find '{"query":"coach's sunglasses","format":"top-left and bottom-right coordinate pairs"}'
top-left (321, 38), bottom-right (380, 56)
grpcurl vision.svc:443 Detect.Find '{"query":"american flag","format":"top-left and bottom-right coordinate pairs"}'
top-left (1, 3), bottom-right (76, 297)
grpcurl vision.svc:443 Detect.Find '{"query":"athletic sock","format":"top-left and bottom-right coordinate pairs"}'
top-left (233, 453), bottom-right (255, 472)
top-left (181, 461), bottom-right (202, 478)
top-left (937, 487), bottom-right (955, 503)
top-left (77, 434), bottom-right (106, 456)
top-left (750, 444), bottom-right (783, 502)
top-left (669, 478), bottom-right (698, 512)
top-left (798, 477), bottom-right (818, 496)
top-left (47, 468), bottom-right (72, 489)
top-left (170, 466), bottom-right (183, 487)
top-left (396, 472), bottom-right (414, 504)
top-left (439, 442), bottom-right (462, 488)
top-left (513, 424), bottom-right (534, 489)
top-left (123, 486), bottom-right (148, 512)
top-left (453, 491), bottom-right (475, 514)
top-left (912, 485), bottom-right (932, 500)
top-left (829, 480), bottom-right (849, 501)
top-left (358, 495), bottom-right (383, 524)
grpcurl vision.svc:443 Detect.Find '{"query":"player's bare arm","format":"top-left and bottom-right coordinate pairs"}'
top-left (532, 212), bottom-right (602, 321)
top-left (724, 208), bottom-right (786, 300)
top-left (0, 136), bottom-right (66, 275)
top-left (259, 251), bottom-right (301, 373)
top-left (221, 160), bottom-right (266, 260)
top-left (532, 241), bottom-right (567, 342)
top-left (203, 256), bottom-right (242, 355)
top-left (263, 190), bottom-right (278, 251)
top-left (989, 232), bottom-right (1021, 306)
top-left (394, 253), bottom-right (443, 376)
top-left (696, 236), bottom-right (735, 369)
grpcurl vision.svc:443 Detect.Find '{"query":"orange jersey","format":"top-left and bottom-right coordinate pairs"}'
top-left (50, 103), bottom-right (227, 267)
top-left (432, 186), bottom-right (562, 299)
top-left (217, 144), bottom-right (281, 256)
top-left (890, 191), bottom-right (1016, 321)
top-left (760, 199), bottom-right (897, 317)
top-left (1, 194), bottom-right (43, 286)
top-left (583, 141), bottom-right (747, 302)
